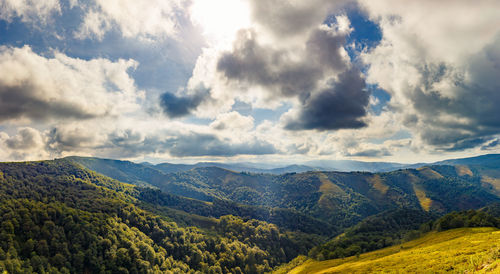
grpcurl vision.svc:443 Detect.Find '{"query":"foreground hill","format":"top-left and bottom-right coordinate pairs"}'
top-left (0, 160), bottom-right (320, 273)
top-left (287, 227), bottom-right (500, 273)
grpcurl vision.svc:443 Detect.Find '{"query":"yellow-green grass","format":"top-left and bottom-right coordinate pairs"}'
top-left (456, 165), bottom-right (474, 176)
top-left (317, 173), bottom-right (346, 210)
top-left (369, 174), bottom-right (389, 195)
top-left (417, 167), bottom-right (444, 179)
top-left (288, 227), bottom-right (500, 274)
top-left (318, 173), bottom-right (345, 195)
top-left (413, 184), bottom-right (433, 212)
top-left (273, 255), bottom-right (309, 274)
top-left (482, 176), bottom-right (500, 195)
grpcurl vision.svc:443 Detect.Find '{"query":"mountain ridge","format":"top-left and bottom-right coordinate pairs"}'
top-left (66, 155), bottom-right (500, 235)
top-left (75, 153), bottom-right (500, 175)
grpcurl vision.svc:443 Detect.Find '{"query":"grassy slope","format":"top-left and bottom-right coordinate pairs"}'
top-left (288, 227), bottom-right (500, 273)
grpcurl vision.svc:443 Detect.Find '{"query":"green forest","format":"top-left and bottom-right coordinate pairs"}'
top-left (0, 160), bottom-right (318, 273)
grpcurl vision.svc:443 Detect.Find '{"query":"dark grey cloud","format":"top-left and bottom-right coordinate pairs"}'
top-left (106, 133), bottom-right (162, 158)
top-left (160, 87), bottom-right (210, 118)
top-left (1, 128), bottom-right (46, 160)
top-left (285, 68), bottom-right (369, 130)
top-left (402, 57), bottom-right (500, 150)
top-left (217, 27), bottom-right (349, 99)
top-left (217, 29), bottom-right (322, 99)
top-left (217, 26), bottom-right (369, 131)
top-left (0, 85), bottom-right (98, 122)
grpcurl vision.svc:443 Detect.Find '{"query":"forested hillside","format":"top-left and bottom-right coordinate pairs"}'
top-left (69, 157), bottom-right (500, 233)
top-left (0, 160), bottom-right (320, 273)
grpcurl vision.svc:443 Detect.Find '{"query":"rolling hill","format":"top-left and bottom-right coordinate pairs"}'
top-left (67, 156), bottom-right (500, 233)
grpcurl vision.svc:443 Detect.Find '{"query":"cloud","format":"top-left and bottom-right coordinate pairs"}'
top-left (0, 0), bottom-right (60, 24)
top-left (442, 137), bottom-right (495, 152)
top-left (346, 148), bottom-right (391, 157)
top-left (105, 130), bottom-right (277, 158)
top-left (481, 139), bottom-right (500, 151)
top-left (216, 29), bottom-right (318, 99)
top-left (4, 127), bottom-right (44, 150)
top-left (160, 87), bottom-right (210, 118)
top-left (0, 85), bottom-right (97, 122)
top-left (307, 23), bottom-right (351, 71)
top-left (360, 0), bottom-right (500, 151)
top-left (165, 133), bottom-right (276, 157)
top-left (284, 68), bottom-right (368, 130)
top-left (210, 111), bottom-right (254, 131)
top-left (183, 0), bottom-right (366, 122)
top-left (214, 21), bottom-right (370, 131)
top-left (0, 45), bottom-right (143, 123)
top-left (216, 24), bottom-right (350, 99)
top-left (46, 126), bottom-right (101, 154)
top-left (339, 138), bottom-right (410, 159)
top-left (76, 0), bottom-right (186, 40)
top-left (248, 0), bottom-right (350, 39)
top-left (0, 127), bottom-right (48, 160)
top-left (36, 116), bottom-right (276, 159)
top-left (3, 0), bottom-right (498, 163)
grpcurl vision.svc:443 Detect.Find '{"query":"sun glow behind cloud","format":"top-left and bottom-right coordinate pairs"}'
top-left (190, 0), bottom-right (251, 48)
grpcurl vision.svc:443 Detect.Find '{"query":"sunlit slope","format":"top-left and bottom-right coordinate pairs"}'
top-left (290, 227), bottom-right (500, 274)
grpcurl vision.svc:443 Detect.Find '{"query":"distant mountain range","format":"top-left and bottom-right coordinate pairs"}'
top-left (156, 153), bottom-right (500, 174)
top-left (137, 158), bottom-right (411, 174)
top-left (105, 154), bottom-right (499, 175)
top-left (140, 161), bottom-right (321, 174)
top-left (149, 161), bottom-right (320, 174)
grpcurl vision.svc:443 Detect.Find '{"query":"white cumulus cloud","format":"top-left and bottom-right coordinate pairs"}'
top-left (0, 45), bottom-right (144, 124)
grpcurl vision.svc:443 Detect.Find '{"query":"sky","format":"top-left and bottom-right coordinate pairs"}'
top-left (0, 0), bottom-right (499, 164)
